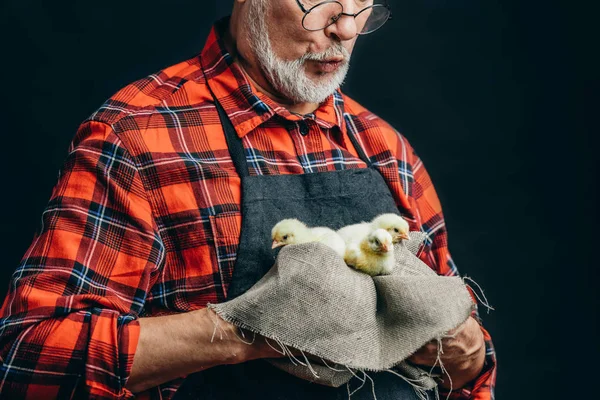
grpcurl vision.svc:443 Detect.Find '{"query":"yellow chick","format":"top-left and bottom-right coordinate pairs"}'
top-left (271, 219), bottom-right (346, 258)
top-left (344, 229), bottom-right (395, 276)
top-left (337, 213), bottom-right (410, 246)
top-left (337, 222), bottom-right (371, 245)
top-left (370, 213), bottom-right (410, 243)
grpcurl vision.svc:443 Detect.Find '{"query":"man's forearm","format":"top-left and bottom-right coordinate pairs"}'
top-left (126, 308), bottom-right (258, 393)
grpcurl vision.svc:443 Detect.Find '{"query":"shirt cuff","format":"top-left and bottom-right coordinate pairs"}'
top-left (84, 310), bottom-right (141, 399)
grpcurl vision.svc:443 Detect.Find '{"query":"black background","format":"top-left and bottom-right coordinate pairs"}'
top-left (0, 1), bottom-right (597, 398)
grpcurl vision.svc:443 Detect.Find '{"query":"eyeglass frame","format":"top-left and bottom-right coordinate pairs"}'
top-left (294, 0), bottom-right (392, 34)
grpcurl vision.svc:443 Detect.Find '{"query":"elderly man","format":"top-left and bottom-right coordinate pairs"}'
top-left (0, 0), bottom-right (496, 399)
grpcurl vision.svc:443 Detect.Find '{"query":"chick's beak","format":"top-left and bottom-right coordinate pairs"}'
top-left (272, 240), bottom-right (284, 249)
top-left (400, 232), bottom-right (410, 240)
top-left (381, 244), bottom-right (389, 252)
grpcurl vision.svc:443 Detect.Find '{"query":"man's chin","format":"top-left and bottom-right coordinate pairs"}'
top-left (306, 70), bottom-right (345, 88)
top-left (268, 69), bottom-right (346, 104)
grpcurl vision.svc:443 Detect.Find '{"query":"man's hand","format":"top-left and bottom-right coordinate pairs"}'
top-left (407, 316), bottom-right (486, 390)
top-left (126, 308), bottom-right (289, 394)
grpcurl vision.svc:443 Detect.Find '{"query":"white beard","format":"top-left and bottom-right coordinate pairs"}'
top-left (246, 0), bottom-right (351, 105)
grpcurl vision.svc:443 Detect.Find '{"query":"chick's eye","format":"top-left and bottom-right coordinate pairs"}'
top-left (393, 228), bottom-right (399, 232)
top-left (282, 235), bottom-right (288, 240)
top-left (374, 239), bottom-right (380, 246)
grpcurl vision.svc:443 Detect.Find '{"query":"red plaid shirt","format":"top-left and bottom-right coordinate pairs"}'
top-left (0, 20), bottom-right (496, 399)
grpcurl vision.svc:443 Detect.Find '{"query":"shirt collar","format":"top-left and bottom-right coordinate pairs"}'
top-left (199, 17), bottom-right (346, 138)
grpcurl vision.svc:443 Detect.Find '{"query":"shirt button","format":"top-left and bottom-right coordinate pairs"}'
top-left (298, 121), bottom-right (309, 136)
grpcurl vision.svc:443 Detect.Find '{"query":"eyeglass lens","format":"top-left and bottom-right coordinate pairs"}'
top-left (302, 1), bottom-right (390, 34)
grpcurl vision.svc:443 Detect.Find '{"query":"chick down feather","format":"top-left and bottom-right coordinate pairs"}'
top-left (271, 219), bottom-right (346, 258)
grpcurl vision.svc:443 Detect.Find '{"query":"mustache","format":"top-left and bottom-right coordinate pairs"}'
top-left (301, 43), bottom-right (350, 62)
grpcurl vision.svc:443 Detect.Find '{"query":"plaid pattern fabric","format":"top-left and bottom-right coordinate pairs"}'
top-left (0, 19), bottom-right (496, 400)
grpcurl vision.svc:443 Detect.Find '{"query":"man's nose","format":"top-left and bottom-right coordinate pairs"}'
top-left (323, 11), bottom-right (358, 41)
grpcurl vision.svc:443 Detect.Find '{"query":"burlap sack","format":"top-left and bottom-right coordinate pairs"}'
top-left (208, 232), bottom-right (474, 389)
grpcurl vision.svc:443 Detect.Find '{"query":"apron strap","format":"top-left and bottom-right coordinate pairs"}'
top-left (344, 129), bottom-right (373, 167)
top-left (214, 100), bottom-right (250, 178)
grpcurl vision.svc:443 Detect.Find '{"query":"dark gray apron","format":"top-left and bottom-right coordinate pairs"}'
top-left (174, 99), bottom-right (432, 399)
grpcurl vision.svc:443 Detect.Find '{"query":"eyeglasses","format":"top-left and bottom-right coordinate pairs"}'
top-left (294, 0), bottom-right (392, 35)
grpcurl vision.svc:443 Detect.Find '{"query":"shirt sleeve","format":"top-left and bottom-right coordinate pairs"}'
top-left (0, 121), bottom-right (165, 399)
top-left (407, 146), bottom-right (497, 400)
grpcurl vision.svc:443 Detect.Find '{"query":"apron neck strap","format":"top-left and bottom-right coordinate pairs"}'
top-left (345, 129), bottom-right (373, 167)
top-left (214, 100), bottom-right (250, 178)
